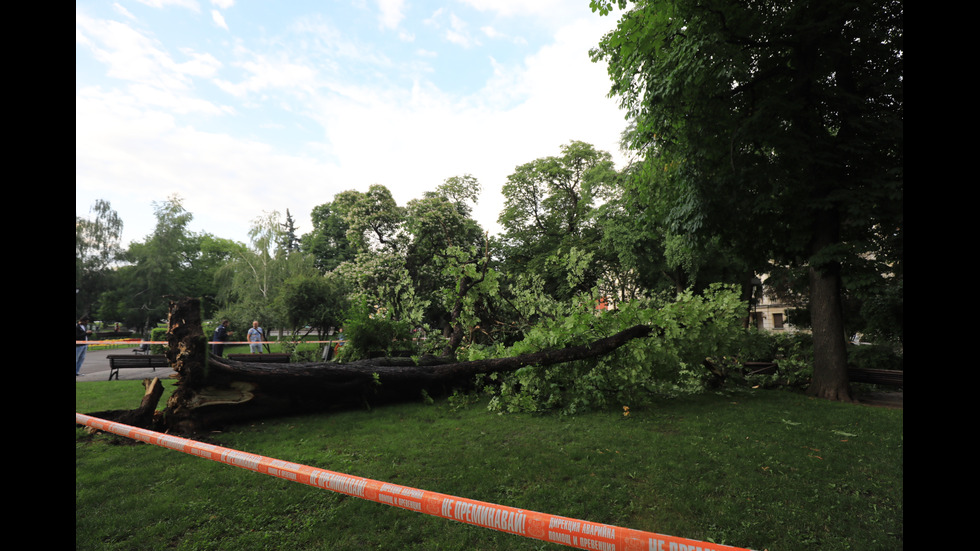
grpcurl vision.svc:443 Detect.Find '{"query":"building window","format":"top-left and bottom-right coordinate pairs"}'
top-left (773, 313), bottom-right (784, 330)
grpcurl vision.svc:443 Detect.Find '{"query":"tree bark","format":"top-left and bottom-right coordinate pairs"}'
top-left (149, 297), bottom-right (655, 434)
top-left (85, 378), bottom-right (166, 431)
top-left (805, 208), bottom-right (853, 402)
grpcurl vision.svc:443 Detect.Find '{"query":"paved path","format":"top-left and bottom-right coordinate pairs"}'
top-left (75, 346), bottom-right (174, 381)
top-left (854, 390), bottom-right (903, 409)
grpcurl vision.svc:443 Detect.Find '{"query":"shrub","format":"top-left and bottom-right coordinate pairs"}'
top-left (335, 299), bottom-right (413, 362)
top-left (734, 328), bottom-right (780, 363)
top-left (150, 327), bottom-right (169, 354)
top-left (847, 343), bottom-right (903, 371)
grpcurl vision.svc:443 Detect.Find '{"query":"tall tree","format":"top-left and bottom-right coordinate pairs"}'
top-left (590, 0), bottom-right (903, 400)
top-left (76, 199), bottom-right (123, 319)
top-left (340, 185), bottom-right (405, 253)
top-left (99, 195), bottom-right (201, 331)
top-left (498, 141), bottom-right (621, 301)
top-left (279, 209), bottom-right (301, 254)
top-left (302, 201), bottom-right (357, 273)
top-left (403, 175), bottom-right (487, 330)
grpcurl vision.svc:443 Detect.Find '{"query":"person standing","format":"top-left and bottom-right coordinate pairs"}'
top-left (212, 319), bottom-right (232, 357)
top-left (247, 320), bottom-right (265, 354)
top-left (76, 317), bottom-right (92, 376)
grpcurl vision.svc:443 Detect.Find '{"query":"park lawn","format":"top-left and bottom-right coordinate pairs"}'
top-left (76, 382), bottom-right (902, 551)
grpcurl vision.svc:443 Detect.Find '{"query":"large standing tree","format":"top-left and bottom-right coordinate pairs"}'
top-left (76, 199), bottom-right (124, 319)
top-left (339, 185), bottom-right (406, 253)
top-left (498, 140), bottom-right (622, 302)
top-left (403, 175), bottom-right (488, 332)
top-left (590, 0), bottom-right (903, 401)
top-left (302, 200), bottom-right (357, 273)
top-left (99, 195), bottom-right (206, 332)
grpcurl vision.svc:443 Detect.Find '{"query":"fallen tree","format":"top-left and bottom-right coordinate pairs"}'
top-left (88, 297), bottom-right (656, 434)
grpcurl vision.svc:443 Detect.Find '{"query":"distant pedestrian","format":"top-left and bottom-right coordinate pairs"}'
top-left (212, 319), bottom-right (232, 357)
top-left (247, 320), bottom-right (265, 353)
top-left (333, 327), bottom-right (345, 356)
top-left (76, 317), bottom-right (92, 376)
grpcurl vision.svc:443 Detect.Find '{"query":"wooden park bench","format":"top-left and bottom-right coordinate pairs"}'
top-left (225, 353), bottom-right (292, 364)
top-left (106, 354), bottom-right (169, 380)
top-left (847, 367), bottom-right (904, 388)
top-left (742, 361), bottom-right (778, 376)
top-left (741, 362), bottom-right (903, 389)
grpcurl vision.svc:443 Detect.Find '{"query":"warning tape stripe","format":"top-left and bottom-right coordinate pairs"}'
top-left (76, 413), bottom-right (755, 551)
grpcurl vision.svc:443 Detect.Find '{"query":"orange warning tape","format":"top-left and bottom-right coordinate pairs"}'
top-left (76, 413), bottom-right (756, 551)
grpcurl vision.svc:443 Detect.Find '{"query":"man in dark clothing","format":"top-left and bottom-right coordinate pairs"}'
top-left (212, 319), bottom-right (232, 357)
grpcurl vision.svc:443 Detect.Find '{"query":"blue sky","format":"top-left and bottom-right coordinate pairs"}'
top-left (76, 0), bottom-right (630, 248)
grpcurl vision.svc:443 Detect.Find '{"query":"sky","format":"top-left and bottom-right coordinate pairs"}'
top-left (76, 0), bottom-right (631, 249)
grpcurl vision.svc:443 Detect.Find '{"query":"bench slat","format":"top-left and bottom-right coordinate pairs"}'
top-left (106, 354), bottom-right (169, 380)
top-left (847, 367), bottom-right (903, 387)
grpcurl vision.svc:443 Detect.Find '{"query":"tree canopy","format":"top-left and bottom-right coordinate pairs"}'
top-left (76, 199), bottom-right (123, 319)
top-left (589, 0), bottom-right (903, 400)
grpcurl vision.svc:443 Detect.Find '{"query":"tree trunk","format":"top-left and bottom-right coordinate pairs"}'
top-left (805, 209), bottom-right (853, 402)
top-left (146, 297), bottom-right (655, 434)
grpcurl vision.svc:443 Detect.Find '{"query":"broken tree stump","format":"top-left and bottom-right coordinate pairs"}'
top-left (84, 377), bottom-right (166, 432)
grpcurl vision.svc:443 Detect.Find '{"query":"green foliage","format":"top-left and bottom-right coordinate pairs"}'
top-left (497, 141), bottom-right (624, 302)
top-left (213, 212), bottom-right (321, 335)
top-left (302, 200), bottom-right (357, 273)
top-left (734, 331), bottom-right (815, 390)
top-left (856, 276), bottom-right (904, 345)
top-left (403, 177), bottom-right (487, 329)
top-left (733, 329), bottom-right (781, 364)
top-left (847, 344), bottom-right (903, 372)
top-left (733, 329), bottom-right (813, 364)
top-left (76, 199), bottom-right (124, 319)
top-left (97, 195), bottom-right (227, 330)
top-left (483, 284), bottom-right (746, 414)
top-left (338, 185), bottom-right (406, 253)
top-left (149, 327), bottom-right (168, 354)
top-left (278, 273), bottom-right (348, 335)
top-left (335, 298), bottom-right (414, 361)
top-left (590, 0), bottom-right (903, 397)
top-left (331, 251), bottom-right (430, 328)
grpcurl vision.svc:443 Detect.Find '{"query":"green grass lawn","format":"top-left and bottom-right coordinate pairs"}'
top-left (76, 382), bottom-right (902, 551)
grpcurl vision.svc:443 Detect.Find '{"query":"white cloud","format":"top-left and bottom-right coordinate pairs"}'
top-left (376, 0), bottom-right (406, 30)
top-left (445, 13), bottom-right (477, 47)
top-left (214, 55), bottom-right (318, 99)
top-left (77, 86), bottom-right (335, 245)
top-left (211, 9), bottom-right (229, 30)
top-left (457, 0), bottom-right (574, 18)
top-left (76, 2), bottom-right (628, 246)
top-left (134, 0), bottom-right (201, 11)
top-left (423, 9), bottom-right (481, 48)
top-left (77, 11), bottom-right (232, 119)
top-left (111, 3), bottom-right (137, 20)
top-left (77, 12), bottom-right (221, 93)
